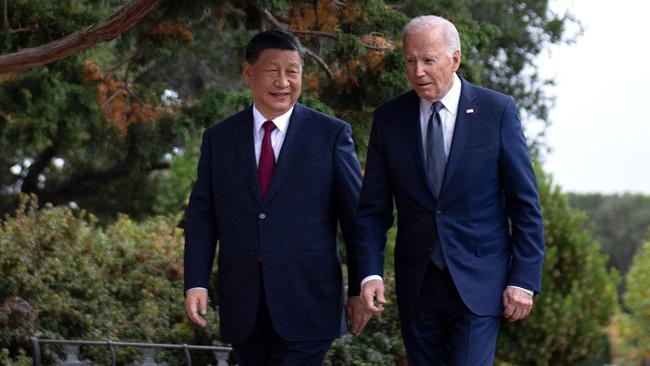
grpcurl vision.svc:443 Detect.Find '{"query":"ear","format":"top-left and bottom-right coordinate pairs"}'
top-left (451, 49), bottom-right (461, 71)
top-left (243, 61), bottom-right (252, 85)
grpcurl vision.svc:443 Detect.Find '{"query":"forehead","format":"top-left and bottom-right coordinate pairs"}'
top-left (402, 29), bottom-right (445, 54)
top-left (254, 49), bottom-right (302, 66)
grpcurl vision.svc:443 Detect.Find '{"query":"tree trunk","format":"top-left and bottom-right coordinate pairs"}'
top-left (0, 0), bottom-right (160, 75)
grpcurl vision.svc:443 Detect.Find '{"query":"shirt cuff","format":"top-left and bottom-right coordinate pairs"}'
top-left (186, 287), bottom-right (208, 295)
top-left (361, 275), bottom-right (383, 289)
top-left (507, 285), bottom-right (534, 296)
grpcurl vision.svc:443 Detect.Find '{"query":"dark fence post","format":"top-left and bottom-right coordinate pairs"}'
top-left (30, 337), bottom-right (41, 366)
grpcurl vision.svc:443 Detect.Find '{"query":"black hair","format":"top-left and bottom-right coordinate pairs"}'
top-left (244, 30), bottom-right (305, 64)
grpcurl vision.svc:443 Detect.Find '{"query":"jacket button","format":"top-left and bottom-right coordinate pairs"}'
top-left (259, 213), bottom-right (266, 219)
top-left (436, 210), bottom-right (442, 217)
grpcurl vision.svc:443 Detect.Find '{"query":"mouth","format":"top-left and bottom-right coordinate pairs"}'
top-left (270, 92), bottom-right (290, 100)
top-left (416, 82), bottom-right (432, 87)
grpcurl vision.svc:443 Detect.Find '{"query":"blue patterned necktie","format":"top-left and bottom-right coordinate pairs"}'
top-left (425, 101), bottom-right (447, 199)
top-left (426, 101), bottom-right (447, 269)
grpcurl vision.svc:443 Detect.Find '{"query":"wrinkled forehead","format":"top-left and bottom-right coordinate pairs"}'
top-left (402, 30), bottom-right (446, 54)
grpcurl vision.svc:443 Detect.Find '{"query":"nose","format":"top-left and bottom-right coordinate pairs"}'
top-left (414, 61), bottom-right (425, 77)
top-left (275, 72), bottom-right (290, 88)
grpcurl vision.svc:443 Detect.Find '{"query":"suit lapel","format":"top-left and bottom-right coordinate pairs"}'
top-left (262, 103), bottom-right (308, 205)
top-left (403, 90), bottom-right (439, 200)
top-left (404, 91), bottom-right (433, 197)
top-left (440, 78), bottom-right (477, 195)
top-left (233, 106), bottom-right (262, 204)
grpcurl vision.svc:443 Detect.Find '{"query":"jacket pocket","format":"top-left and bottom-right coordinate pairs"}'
top-left (474, 236), bottom-right (508, 257)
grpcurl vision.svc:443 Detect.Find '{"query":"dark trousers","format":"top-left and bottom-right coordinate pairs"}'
top-left (232, 271), bottom-right (333, 366)
top-left (401, 263), bottom-right (501, 366)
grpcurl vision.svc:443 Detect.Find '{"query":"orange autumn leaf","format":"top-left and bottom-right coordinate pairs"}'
top-left (82, 59), bottom-right (160, 137)
top-left (306, 72), bottom-right (320, 93)
top-left (150, 21), bottom-right (194, 41)
top-left (342, 4), bottom-right (361, 24)
top-left (316, 0), bottom-right (340, 32)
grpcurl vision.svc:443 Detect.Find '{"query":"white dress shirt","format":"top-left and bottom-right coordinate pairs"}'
top-left (253, 104), bottom-right (293, 165)
top-left (186, 104), bottom-right (295, 295)
top-left (361, 73), bottom-right (533, 297)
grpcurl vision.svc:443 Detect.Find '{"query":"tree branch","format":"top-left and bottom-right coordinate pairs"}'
top-left (260, 8), bottom-right (289, 31)
top-left (303, 47), bottom-right (333, 79)
top-left (291, 29), bottom-right (336, 38)
top-left (0, 0), bottom-right (161, 75)
top-left (260, 8), bottom-right (334, 79)
top-left (2, 0), bottom-right (10, 35)
top-left (9, 27), bottom-right (30, 35)
top-left (38, 160), bottom-right (170, 204)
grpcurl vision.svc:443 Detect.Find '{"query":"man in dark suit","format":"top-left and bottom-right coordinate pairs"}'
top-left (183, 30), bottom-right (368, 366)
top-left (357, 15), bottom-right (545, 365)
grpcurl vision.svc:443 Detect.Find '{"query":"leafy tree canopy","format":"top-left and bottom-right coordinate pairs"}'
top-left (1, 0), bottom-right (574, 221)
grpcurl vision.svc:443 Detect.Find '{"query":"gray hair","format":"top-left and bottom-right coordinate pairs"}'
top-left (402, 15), bottom-right (461, 57)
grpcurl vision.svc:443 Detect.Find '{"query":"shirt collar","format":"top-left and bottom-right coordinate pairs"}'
top-left (253, 104), bottom-right (294, 135)
top-left (419, 72), bottom-right (461, 117)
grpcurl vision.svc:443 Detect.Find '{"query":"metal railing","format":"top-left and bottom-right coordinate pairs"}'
top-left (30, 337), bottom-right (233, 366)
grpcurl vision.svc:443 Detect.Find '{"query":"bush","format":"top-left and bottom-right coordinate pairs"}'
top-left (324, 269), bottom-right (407, 366)
top-left (496, 166), bottom-right (619, 365)
top-left (616, 234), bottom-right (650, 365)
top-left (0, 195), bottom-right (218, 365)
top-left (2, 163), bottom-right (622, 365)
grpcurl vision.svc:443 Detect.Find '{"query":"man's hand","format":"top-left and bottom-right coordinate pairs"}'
top-left (346, 297), bottom-right (372, 336)
top-left (502, 287), bottom-right (533, 321)
top-left (361, 279), bottom-right (387, 315)
top-left (185, 288), bottom-right (209, 327)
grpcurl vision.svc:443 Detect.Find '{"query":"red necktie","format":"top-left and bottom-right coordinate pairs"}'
top-left (258, 121), bottom-right (277, 198)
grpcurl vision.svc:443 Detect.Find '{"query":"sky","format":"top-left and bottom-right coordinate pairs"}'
top-left (535, 0), bottom-right (650, 194)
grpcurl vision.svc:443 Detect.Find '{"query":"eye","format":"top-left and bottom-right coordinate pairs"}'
top-left (425, 58), bottom-right (435, 64)
top-left (405, 59), bottom-right (416, 64)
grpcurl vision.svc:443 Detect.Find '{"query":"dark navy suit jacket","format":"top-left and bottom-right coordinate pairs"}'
top-left (184, 103), bottom-right (362, 343)
top-left (357, 78), bottom-right (544, 320)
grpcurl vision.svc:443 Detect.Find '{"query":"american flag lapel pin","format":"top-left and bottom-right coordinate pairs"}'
top-left (466, 108), bottom-right (474, 114)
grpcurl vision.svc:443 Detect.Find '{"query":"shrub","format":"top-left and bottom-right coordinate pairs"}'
top-left (0, 195), bottom-right (218, 365)
top-left (496, 166), bottom-right (619, 365)
top-left (616, 234), bottom-right (650, 364)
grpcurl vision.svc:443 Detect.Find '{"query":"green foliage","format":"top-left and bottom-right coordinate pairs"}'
top-left (1, 0), bottom-right (573, 221)
top-left (0, 195), bottom-right (218, 365)
top-left (616, 235), bottom-right (650, 364)
top-left (324, 269), bottom-right (407, 366)
top-left (403, 0), bottom-right (570, 123)
top-left (568, 193), bottom-right (650, 277)
top-left (496, 165), bottom-right (619, 365)
top-left (151, 88), bottom-right (252, 216)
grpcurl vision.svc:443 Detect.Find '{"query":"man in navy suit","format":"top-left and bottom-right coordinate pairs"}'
top-left (183, 30), bottom-right (368, 366)
top-left (357, 15), bottom-right (545, 365)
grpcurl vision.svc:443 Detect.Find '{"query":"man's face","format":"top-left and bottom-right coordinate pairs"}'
top-left (403, 28), bottom-right (460, 102)
top-left (243, 49), bottom-right (302, 120)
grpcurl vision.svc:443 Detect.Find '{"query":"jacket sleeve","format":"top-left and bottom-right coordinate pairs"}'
top-left (332, 123), bottom-right (363, 297)
top-left (184, 129), bottom-right (220, 292)
top-left (499, 97), bottom-right (545, 294)
top-left (355, 110), bottom-right (395, 285)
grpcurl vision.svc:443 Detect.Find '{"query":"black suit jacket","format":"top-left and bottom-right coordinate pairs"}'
top-left (184, 103), bottom-right (362, 343)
